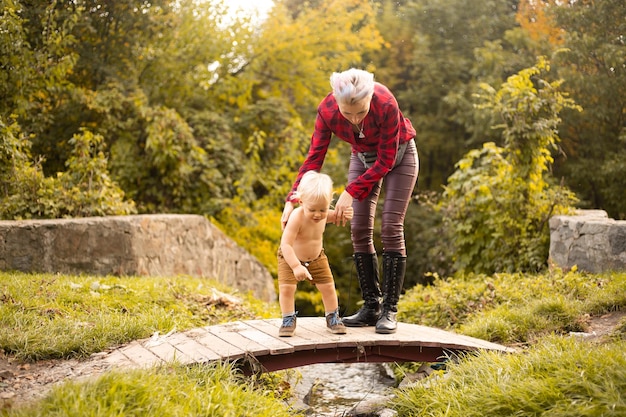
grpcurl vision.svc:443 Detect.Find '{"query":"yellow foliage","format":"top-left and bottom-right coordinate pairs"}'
top-left (251, 0), bottom-right (384, 111)
top-left (516, 0), bottom-right (565, 46)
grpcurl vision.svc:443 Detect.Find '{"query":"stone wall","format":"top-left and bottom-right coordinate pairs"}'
top-left (549, 210), bottom-right (626, 273)
top-left (0, 215), bottom-right (276, 303)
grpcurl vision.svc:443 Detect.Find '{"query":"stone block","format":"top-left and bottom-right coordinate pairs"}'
top-left (549, 210), bottom-right (626, 273)
top-left (0, 215), bottom-right (276, 303)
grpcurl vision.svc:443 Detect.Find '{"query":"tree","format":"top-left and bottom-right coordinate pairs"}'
top-left (551, 0), bottom-right (626, 219)
top-left (516, 0), bottom-right (565, 46)
top-left (439, 58), bottom-right (579, 274)
top-left (376, 0), bottom-right (521, 191)
top-left (0, 116), bottom-right (135, 219)
top-left (246, 0), bottom-right (384, 116)
top-left (1, 1), bottom-right (134, 219)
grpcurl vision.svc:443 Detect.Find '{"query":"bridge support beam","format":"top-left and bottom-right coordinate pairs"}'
top-left (239, 344), bottom-right (464, 374)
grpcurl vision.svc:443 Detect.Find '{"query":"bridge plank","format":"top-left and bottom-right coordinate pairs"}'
top-left (206, 321), bottom-right (271, 356)
top-left (296, 317), bottom-right (369, 349)
top-left (186, 328), bottom-right (248, 361)
top-left (167, 332), bottom-right (222, 363)
top-left (118, 341), bottom-right (162, 367)
top-left (246, 318), bottom-right (338, 351)
top-left (146, 340), bottom-right (194, 364)
top-left (215, 320), bottom-right (295, 355)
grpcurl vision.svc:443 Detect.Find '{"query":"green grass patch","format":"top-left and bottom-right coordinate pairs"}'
top-left (0, 271), bottom-right (279, 361)
top-left (3, 268), bottom-right (625, 416)
top-left (399, 270), bottom-right (626, 345)
top-left (390, 336), bottom-right (626, 417)
top-left (4, 361), bottom-right (300, 417)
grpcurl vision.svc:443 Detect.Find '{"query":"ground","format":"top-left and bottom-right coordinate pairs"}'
top-left (1, 311), bottom-right (625, 411)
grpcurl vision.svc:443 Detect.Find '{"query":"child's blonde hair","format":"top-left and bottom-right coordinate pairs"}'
top-left (295, 171), bottom-right (333, 205)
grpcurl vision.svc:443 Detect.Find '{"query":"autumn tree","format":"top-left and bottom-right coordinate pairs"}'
top-left (516, 0), bottom-right (565, 45)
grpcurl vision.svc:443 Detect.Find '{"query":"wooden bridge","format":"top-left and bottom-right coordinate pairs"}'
top-left (99, 318), bottom-right (514, 374)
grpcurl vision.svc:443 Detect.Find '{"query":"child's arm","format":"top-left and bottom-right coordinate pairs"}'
top-left (327, 207), bottom-right (353, 226)
top-left (280, 211), bottom-right (313, 281)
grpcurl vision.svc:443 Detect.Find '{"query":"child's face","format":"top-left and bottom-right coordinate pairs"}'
top-left (301, 197), bottom-right (330, 223)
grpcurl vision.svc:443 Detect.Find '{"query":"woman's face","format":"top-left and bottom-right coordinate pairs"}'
top-left (337, 97), bottom-right (371, 125)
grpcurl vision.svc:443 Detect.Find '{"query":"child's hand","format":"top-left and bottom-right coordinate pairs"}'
top-left (343, 207), bottom-right (353, 221)
top-left (336, 207), bottom-right (353, 226)
top-left (333, 190), bottom-right (353, 226)
top-left (293, 265), bottom-right (313, 281)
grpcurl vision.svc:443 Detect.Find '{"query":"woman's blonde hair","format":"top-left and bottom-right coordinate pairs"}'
top-left (295, 171), bottom-right (333, 205)
top-left (330, 68), bottom-right (375, 105)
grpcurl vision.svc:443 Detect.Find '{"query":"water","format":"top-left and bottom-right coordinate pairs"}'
top-left (288, 362), bottom-right (397, 416)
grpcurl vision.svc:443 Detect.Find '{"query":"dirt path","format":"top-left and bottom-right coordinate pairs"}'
top-left (1, 311), bottom-right (624, 410)
top-left (0, 350), bottom-right (115, 407)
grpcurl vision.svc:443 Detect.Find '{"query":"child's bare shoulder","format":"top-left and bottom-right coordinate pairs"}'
top-left (285, 207), bottom-right (304, 227)
top-left (291, 206), bottom-right (304, 218)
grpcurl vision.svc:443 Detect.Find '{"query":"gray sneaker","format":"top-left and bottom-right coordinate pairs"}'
top-left (279, 314), bottom-right (297, 337)
top-left (326, 309), bottom-right (347, 334)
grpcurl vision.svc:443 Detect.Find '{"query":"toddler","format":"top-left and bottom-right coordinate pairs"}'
top-left (277, 170), bottom-right (352, 337)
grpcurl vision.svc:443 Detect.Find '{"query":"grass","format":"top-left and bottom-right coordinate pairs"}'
top-left (398, 269), bottom-right (626, 344)
top-left (0, 271), bottom-right (279, 361)
top-left (390, 336), bottom-right (626, 417)
top-left (392, 269), bottom-right (626, 416)
top-left (2, 269), bottom-right (625, 416)
top-left (6, 362), bottom-right (300, 417)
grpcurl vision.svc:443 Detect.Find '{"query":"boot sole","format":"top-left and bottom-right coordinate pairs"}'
top-left (375, 327), bottom-right (397, 334)
top-left (343, 322), bottom-right (376, 327)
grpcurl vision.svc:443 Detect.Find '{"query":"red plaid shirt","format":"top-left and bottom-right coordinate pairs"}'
top-left (287, 83), bottom-right (416, 202)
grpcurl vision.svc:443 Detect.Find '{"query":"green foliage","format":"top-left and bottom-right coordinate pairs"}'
top-left (382, 0), bottom-right (523, 190)
top-left (0, 272), bottom-right (276, 361)
top-left (0, 0), bottom-right (79, 123)
top-left (615, 317), bottom-right (626, 341)
top-left (550, 0), bottom-right (626, 219)
top-left (0, 119), bottom-right (133, 219)
top-left (232, 98), bottom-right (311, 207)
top-left (249, 0), bottom-right (384, 115)
top-left (51, 129), bottom-right (136, 217)
top-left (2, 0), bottom-right (624, 293)
top-left (399, 272), bottom-right (503, 329)
top-left (390, 336), bottom-right (626, 417)
top-left (399, 270), bottom-right (626, 345)
top-left (439, 58), bottom-right (579, 274)
top-left (213, 201), bottom-right (283, 278)
top-left (7, 362), bottom-right (299, 417)
top-left (0, 116), bottom-right (54, 219)
top-left (462, 296), bottom-right (585, 344)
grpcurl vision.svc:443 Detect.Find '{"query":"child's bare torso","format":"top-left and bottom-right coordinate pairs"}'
top-left (291, 215), bottom-right (326, 263)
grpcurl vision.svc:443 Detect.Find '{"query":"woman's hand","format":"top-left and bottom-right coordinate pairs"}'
top-left (333, 190), bottom-right (354, 226)
top-left (281, 202), bottom-right (295, 230)
top-left (343, 207), bottom-right (354, 222)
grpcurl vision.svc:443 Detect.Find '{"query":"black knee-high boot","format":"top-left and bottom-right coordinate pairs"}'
top-left (343, 253), bottom-right (381, 327)
top-left (376, 252), bottom-right (407, 334)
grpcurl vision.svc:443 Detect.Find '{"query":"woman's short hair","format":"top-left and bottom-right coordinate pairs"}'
top-left (330, 68), bottom-right (375, 105)
top-left (296, 171), bottom-right (333, 204)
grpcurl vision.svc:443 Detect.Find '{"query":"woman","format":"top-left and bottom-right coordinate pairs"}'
top-left (281, 68), bottom-right (419, 334)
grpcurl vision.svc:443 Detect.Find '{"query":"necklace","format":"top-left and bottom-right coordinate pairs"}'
top-left (358, 122), bottom-right (365, 138)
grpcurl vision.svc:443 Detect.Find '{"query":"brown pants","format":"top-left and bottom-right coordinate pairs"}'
top-left (277, 248), bottom-right (334, 285)
top-left (349, 139), bottom-right (419, 256)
